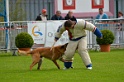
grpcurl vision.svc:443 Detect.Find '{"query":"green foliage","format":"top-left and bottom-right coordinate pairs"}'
top-left (9, 0), bottom-right (26, 21)
top-left (15, 32), bottom-right (34, 48)
top-left (0, 17), bottom-right (4, 22)
top-left (0, 0), bottom-right (4, 22)
top-left (96, 30), bottom-right (114, 45)
top-left (0, 0), bottom-right (4, 15)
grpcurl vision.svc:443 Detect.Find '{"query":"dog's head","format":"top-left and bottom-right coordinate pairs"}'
top-left (59, 43), bottom-right (68, 53)
top-left (60, 43), bottom-right (68, 49)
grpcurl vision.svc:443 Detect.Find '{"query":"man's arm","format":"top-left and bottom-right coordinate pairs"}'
top-left (83, 21), bottom-right (102, 38)
top-left (51, 15), bottom-right (55, 20)
top-left (103, 13), bottom-right (108, 19)
top-left (96, 14), bottom-right (100, 19)
top-left (35, 15), bottom-right (42, 21)
top-left (93, 28), bottom-right (102, 38)
top-left (55, 24), bottom-right (65, 41)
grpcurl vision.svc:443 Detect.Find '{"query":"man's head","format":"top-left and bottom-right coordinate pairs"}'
top-left (68, 10), bottom-right (73, 17)
top-left (64, 20), bottom-right (74, 29)
top-left (42, 9), bottom-right (47, 15)
top-left (99, 8), bottom-right (103, 15)
top-left (118, 11), bottom-right (123, 17)
top-left (56, 10), bottom-right (61, 17)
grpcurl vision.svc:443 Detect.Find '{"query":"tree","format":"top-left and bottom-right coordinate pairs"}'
top-left (0, 0), bottom-right (4, 22)
top-left (9, 0), bottom-right (26, 21)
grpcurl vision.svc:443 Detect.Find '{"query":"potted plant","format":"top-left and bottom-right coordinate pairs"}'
top-left (15, 32), bottom-right (34, 51)
top-left (96, 30), bottom-right (114, 52)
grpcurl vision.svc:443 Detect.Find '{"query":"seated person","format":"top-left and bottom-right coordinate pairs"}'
top-left (51, 10), bottom-right (64, 20)
top-left (65, 10), bottom-right (77, 22)
top-left (36, 9), bottom-right (47, 21)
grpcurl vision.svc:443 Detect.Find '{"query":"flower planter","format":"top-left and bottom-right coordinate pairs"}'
top-left (96, 30), bottom-right (114, 52)
top-left (100, 44), bottom-right (110, 52)
top-left (18, 48), bottom-right (31, 51)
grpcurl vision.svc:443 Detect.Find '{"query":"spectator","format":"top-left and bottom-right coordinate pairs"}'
top-left (64, 10), bottom-right (77, 22)
top-left (35, 9), bottom-right (47, 21)
top-left (51, 10), bottom-right (64, 20)
top-left (96, 8), bottom-right (108, 30)
top-left (115, 11), bottom-right (123, 47)
top-left (118, 11), bottom-right (123, 19)
top-left (96, 8), bottom-right (108, 19)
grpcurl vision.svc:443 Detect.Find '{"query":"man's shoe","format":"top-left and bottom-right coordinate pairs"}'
top-left (87, 67), bottom-right (92, 70)
top-left (86, 64), bottom-right (92, 70)
top-left (63, 66), bottom-right (74, 70)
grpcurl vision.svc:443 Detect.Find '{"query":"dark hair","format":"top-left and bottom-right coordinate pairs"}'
top-left (56, 10), bottom-right (61, 14)
top-left (118, 11), bottom-right (123, 16)
top-left (99, 8), bottom-right (103, 11)
top-left (64, 20), bottom-right (73, 27)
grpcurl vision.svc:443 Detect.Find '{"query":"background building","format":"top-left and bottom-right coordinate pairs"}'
top-left (0, 0), bottom-right (124, 21)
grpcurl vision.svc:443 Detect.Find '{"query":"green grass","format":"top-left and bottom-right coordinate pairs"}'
top-left (0, 49), bottom-right (124, 82)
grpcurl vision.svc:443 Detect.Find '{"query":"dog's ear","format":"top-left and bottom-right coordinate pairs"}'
top-left (61, 43), bottom-right (68, 48)
top-left (61, 45), bottom-right (65, 48)
top-left (65, 43), bottom-right (68, 46)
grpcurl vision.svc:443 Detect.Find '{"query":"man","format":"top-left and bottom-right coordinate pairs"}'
top-left (64, 10), bottom-right (77, 22)
top-left (36, 9), bottom-right (47, 21)
top-left (51, 10), bottom-right (64, 20)
top-left (96, 8), bottom-right (108, 19)
top-left (96, 8), bottom-right (108, 30)
top-left (54, 20), bottom-right (102, 70)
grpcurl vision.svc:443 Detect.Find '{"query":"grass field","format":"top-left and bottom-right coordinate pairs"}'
top-left (0, 49), bottom-right (124, 82)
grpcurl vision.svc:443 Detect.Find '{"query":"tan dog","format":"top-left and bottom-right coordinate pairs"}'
top-left (18, 43), bottom-right (68, 70)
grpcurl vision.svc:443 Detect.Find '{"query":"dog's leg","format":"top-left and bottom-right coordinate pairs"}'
top-left (30, 54), bottom-right (41, 70)
top-left (52, 60), bottom-right (60, 69)
top-left (30, 55), bottom-right (40, 70)
top-left (37, 57), bottom-right (43, 70)
top-left (30, 61), bottom-right (38, 70)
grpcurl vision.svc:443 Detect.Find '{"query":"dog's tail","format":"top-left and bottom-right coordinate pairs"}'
top-left (18, 50), bottom-right (31, 56)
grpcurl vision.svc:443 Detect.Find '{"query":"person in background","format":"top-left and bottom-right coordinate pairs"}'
top-left (54, 20), bottom-right (102, 70)
top-left (115, 11), bottom-right (123, 47)
top-left (96, 8), bottom-right (108, 19)
top-left (51, 10), bottom-right (64, 20)
top-left (118, 11), bottom-right (123, 19)
top-left (64, 10), bottom-right (77, 22)
top-left (96, 8), bottom-right (108, 30)
top-left (36, 9), bottom-right (47, 21)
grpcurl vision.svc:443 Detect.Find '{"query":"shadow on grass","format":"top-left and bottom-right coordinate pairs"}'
top-left (2, 69), bottom-right (31, 74)
top-left (0, 54), bottom-right (13, 57)
top-left (31, 67), bottom-right (87, 72)
top-left (0, 52), bottom-right (17, 57)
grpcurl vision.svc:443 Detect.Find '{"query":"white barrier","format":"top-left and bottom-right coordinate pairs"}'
top-left (45, 21), bottom-right (69, 47)
top-left (28, 22), bottom-right (46, 44)
top-left (2, 19), bottom-right (124, 51)
top-left (28, 21), bottom-right (70, 47)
